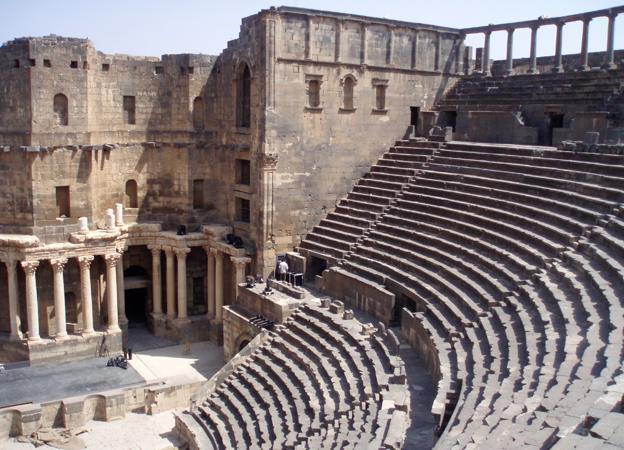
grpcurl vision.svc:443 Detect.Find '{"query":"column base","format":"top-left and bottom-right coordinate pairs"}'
top-left (527, 68), bottom-right (539, 75)
top-left (107, 326), bottom-right (121, 333)
top-left (577, 65), bottom-right (591, 72)
top-left (602, 63), bottom-right (617, 70)
top-left (28, 335), bottom-right (41, 342)
top-left (9, 332), bottom-right (23, 341)
top-left (54, 333), bottom-right (68, 341)
top-left (81, 329), bottom-right (96, 337)
top-left (551, 66), bottom-right (564, 73)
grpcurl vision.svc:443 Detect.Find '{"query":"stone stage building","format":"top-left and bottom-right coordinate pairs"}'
top-left (1, 5), bottom-right (624, 446)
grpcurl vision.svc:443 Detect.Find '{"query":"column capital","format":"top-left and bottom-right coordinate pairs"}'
top-left (209, 247), bottom-right (221, 257)
top-left (555, 21), bottom-right (565, 30)
top-left (105, 253), bottom-right (121, 268)
top-left (50, 258), bottom-right (68, 272)
top-left (174, 247), bottom-right (191, 257)
top-left (163, 246), bottom-right (174, 256)
top-left (21, 260), bottom-right (39, 274)
top-left (78, 255), bottom-right (94, 268)
top-left (582, 16), bottom-right (592, 25)
top-left (483, 29), bottom-right (492, 37)
top-left (230, 256), bottom-right (252, 267)
top-left (3, 258), bottom-right (17, 271)
top-left (148, 244), bottom-right (162, 253)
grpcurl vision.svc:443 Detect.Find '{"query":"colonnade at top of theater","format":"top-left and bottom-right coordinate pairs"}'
top-left (461, 5), bottom-right (624, 76)
top-left (0, 239), bottom-right (250, 343)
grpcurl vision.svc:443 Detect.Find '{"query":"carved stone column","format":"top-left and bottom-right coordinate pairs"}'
top-left (51, 258), bottom-right (68, 339)
top-left (148, 245), bottom-right (162, 315)
top-left (231, 256), bottom-right (251, 299)
top-left (482, 31), bottom-right (492, 76)
top-left (553, 22), bottom-right (564, 73)
top-left (579, 18), bottom-right (591, 71)
top-left (5, 260), bottom-right (21, 340)
top-left (116, 250), bottom-right (127, 326)
top-left (214, 249), bottom-right (224, 324)
top-left (603, 14), bottom-right (617, 70)
top-left (105, 253), bottom-right (121, 332)
top-left (528, 25), bottom-right (539, 74)
top-left (164, 247), bottom-right (176, 319)
top-left (21, 260), bottom-right (40, 341)
top-left (78, 256), bottom-right (94, 334)
top-left (205, 246), bottom-right (215, 319)
top-left (175, 248), bottom-right (190, 320)
top-left (505, 28), bottom-right (514, 76)
top-left (259, 153), bottom-right (279, 278)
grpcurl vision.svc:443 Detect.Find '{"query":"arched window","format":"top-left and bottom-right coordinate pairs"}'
top-left (236, 64), bottom-right (251, 128)
top-left (125, 180), bottom-right (138, 208)
top-left (343, 76), bottom-right (355, 110)
top-left (53, 93), bottom-right (68, 126)
top-left (308, 80), bottom-right (320, 108)
top-left (192, 96), bottom-right (205, 130)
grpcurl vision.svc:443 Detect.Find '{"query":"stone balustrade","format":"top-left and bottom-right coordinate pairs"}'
top-left (462, 5), bottom-right (624, 76)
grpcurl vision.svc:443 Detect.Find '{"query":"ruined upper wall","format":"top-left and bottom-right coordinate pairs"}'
top-left (0, 35), bottom-right (216, 147)
top-left (272, 6), bottom-right (463, 73)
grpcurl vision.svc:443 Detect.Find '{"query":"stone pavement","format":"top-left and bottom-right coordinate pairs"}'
top-left (3, 409), bottom-right (183, 450)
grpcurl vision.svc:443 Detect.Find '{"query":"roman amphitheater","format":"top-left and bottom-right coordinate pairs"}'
top-left (0, 4), bottom-right (623, 449)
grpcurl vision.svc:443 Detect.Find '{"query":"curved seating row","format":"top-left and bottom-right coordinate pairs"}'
top-left (177, 303), bottom-right (410, 450)
top-left (298, 138), bottom-right (624, 448)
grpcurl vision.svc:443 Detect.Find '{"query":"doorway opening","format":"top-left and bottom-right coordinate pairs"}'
top-left (391, 292), bottom-right (417, 327)
top-left (124, 265), bottom-right (150, 326)
top-left (410, 106), bottom-right (420, 130)
top-left (126, 288), bottom-right (148, 324)
top-left (305, 256), bottom-right (328, 282)
top-left (547, 113), bottom-right (565, 146)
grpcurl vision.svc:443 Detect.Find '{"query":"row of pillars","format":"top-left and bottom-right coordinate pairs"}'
top-left (476, 12), bottom-right (619, 76)
top-left (3, 253), bottom-right (122, 341)
top-left (3, 245), bottom-right (250, 341)
top-left (148, 245), bottom-right (249, 324)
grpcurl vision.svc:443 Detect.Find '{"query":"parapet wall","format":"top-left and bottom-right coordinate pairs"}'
top-left (0, 36), bottom-right (216, 147)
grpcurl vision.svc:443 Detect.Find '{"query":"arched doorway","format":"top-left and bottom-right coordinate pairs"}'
top-left (123, 265), bottom-right (150, 325)
top-left (239, 339), bottom-right (250, 352)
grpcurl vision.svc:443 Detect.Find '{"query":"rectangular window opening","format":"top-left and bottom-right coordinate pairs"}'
top-left (70, 60), bottom-right (78, 69)
top-left (44, 59), bottom-right (52, 68)
top-left (193, 179), bottom-right (204, 209)
top-left (236, 197), bottom-right (251, 223)
top-left (29, 59), bottom-right (36, 67)
top-left (154, 66), bottom-right (164, 75)
top-left (83, 61), bottom-right (89, 70)
top-left (101, 63), bottom-right (110, 72)
top-left (55, 186), bottom-right (70, 218)
top-left (13, 59), bottom-right (20, 68)
top-left (236, 159), bottom-right (251, 186)
top-left (123, 95), bottom-right (136, 125)
top-left (187, 66), bottom-right (194, 74)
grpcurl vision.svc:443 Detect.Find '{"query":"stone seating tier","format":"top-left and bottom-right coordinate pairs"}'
top-left (179, 303), bottom-right (410, 450)
top-left (297, 139), bottom-right (624, 448)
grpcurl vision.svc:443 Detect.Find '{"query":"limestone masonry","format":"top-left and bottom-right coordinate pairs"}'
top-left (0, 4), bottom-right (624, 449)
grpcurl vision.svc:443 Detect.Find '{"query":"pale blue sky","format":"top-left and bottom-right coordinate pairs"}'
top-left (2, 0), bottom-right (622, 60)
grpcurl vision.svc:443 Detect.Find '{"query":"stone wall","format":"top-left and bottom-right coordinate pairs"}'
top-left (0, 36), bottom-right (216, 147)
top-left (259, 8), bottom-right (463, 275)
